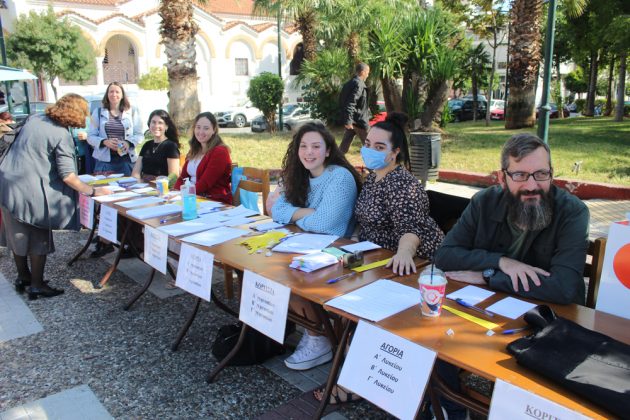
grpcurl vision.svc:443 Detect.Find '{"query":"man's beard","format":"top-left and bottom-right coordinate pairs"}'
top-left (506, 188), bottom-right (553, 231)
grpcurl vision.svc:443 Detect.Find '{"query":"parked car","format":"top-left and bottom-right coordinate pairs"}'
top-left (0, 101), bottom-right (54, 123)
top-left (536, 103), bottom-right (569, 119)
top-left (215, 100), bottom-right (261, 128)
top-left (369, 101), bottom-right (387, 126)
top-left (251, 103), bottom-right (315, 132)
top-left (489, 99), bottom-right (505, 120)
top-left (447, 96), bottom-right (487, 122)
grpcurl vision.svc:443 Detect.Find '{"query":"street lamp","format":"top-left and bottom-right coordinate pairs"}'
top-left (537, 0), bottom-right (558, 144)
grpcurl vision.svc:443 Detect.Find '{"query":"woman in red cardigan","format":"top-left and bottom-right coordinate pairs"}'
top-left (174, 112), bottom-right (232, 204)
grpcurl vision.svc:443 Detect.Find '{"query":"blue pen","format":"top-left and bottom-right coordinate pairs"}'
top-left (327, 272), bottom-right (355, 284)
top-left (501, 327), bottom-right (530, 335)
top-left (454, 298), bottom-right (495, 317)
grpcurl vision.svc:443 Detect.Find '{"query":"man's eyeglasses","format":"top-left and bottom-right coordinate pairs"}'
top-left (503, 169), bottom-right (552, 182)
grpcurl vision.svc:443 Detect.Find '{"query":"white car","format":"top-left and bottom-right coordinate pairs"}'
top-left (215, 100), bottom-right (261, 128)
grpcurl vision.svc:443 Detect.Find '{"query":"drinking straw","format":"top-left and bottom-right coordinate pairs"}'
top-left (430, 261), bottom-right (434, 284)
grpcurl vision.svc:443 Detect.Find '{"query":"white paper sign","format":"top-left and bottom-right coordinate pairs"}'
top-left (92, 191), bottom-right (139, 203)
top-left (489, 379), bottom-right (590, 420)
top-left (144, 226), bottom-right (168, 274)
top-left (596, 221), bottom-right (630, 320)
top-left (175, 243), bottom-right (214, 301)
top-left (78, 194), bottom-right (94, 228)
top-left (97, 204), bottom-right (118, 244)
top-left (239, 270), bottom-right (291, 344)
top-left (338, 320), bottom-right (437, 420)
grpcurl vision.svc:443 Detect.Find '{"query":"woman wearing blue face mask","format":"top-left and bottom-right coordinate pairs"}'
top-left (355, 112), bottom-right (444, 275)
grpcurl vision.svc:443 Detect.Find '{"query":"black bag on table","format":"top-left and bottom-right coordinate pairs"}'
top-left (507, 305), bottom-right (630, 418)
top-left (211, 321), bottom-right (286, 366)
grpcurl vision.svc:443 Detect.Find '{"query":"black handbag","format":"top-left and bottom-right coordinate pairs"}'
top-left (211, 322), bottom-right (287, 366)
top-left (507, 305), bottom-right (630, 418)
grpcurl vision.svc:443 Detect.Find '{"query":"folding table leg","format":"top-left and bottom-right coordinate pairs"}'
top-left (68, 205), bottom-right (99, 266)
top-left (123, 268), bottom-right (156, 311)
top-left (171, 297), bottom-right (202, 351)
top-left (96, 221), bottom-right (131, 289)
top-left (206, 323), bottom-right (250, 383)
top-left (314, 319), bottom-right (355, 419)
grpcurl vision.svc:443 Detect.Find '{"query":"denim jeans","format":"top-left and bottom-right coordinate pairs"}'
top-left (94, 158), bottom-right (134, 176)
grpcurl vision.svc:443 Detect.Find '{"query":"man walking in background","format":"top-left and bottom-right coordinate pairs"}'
top-left (338, 62), bottom-right (370, 153)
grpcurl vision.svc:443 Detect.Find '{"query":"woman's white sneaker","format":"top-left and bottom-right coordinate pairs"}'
top-left (284, 334), bottom-right (332, 370)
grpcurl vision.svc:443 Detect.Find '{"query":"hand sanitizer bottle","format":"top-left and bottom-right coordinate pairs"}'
top-left (181, 178), bottom-right (197, 220)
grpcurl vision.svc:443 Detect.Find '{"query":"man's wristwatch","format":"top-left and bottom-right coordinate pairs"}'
top-left (482, 268), bottom-right (495, 284)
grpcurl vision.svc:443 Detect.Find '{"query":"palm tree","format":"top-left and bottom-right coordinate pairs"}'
top-left (464, 43), bottom-right (491, 121)
top-left (159, 0), bottom-right (201, 134)
top-left (253, 0), bottom-right (326, 61)
top-left (506, 0), bottom-right (587, 129)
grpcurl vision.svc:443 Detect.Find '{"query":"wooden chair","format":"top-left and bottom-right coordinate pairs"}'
top-left (585, 237), bottom-right (607, 309)
top-left (222, 167), bottom-right (271, 299)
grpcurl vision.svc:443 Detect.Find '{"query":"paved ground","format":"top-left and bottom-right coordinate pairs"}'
top-left (0, 181), bottom-right (627, 419)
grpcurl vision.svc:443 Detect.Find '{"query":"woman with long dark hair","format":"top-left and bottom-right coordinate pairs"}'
top-left (131, 109), bottom-right (180, 179)
top-left (174, 112), bottom-right (232, 204)
top-left (0, 94), bottom-right (112, 299)
top-left (87, 81), bottom-right (143, 176)
top-left (354, 112), bottom-right (444, 276)
top-left (270, 122), bottom-right (362, 237)
top-left (269, 122), bottom-right (362, 372)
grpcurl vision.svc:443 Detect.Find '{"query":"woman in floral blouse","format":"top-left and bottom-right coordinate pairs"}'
top-left (355, 112), bottom-right (444, 275)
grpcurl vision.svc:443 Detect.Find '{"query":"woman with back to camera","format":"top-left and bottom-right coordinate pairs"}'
top-left (87, 81), bottom-right (143, 176)
top-left (268, 122), bottom-right (362, 372)
top-left (131, 109), bottom-right (180, 179)
top-left (0, 94), bottom-right (112, 299)
top-left (174, 112), bottom-right (232, 204)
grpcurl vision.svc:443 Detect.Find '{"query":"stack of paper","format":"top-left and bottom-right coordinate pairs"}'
top-left (289, 252), bottom-right (339, 272)
top-left (272, 233), bottom-right (338, 254)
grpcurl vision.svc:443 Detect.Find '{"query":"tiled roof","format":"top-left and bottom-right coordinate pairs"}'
top-left (54, 0), bottom-right (130, 5)
top-left (195, 0), bottom-right (255, 16)
top-left (57, 10), bottom-right (145, 27)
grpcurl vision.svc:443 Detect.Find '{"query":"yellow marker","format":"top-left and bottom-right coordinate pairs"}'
top-left (442, 305), bottom-right (500, 330)
top-left (239, 231), bottom-right (287, 254)
top-left (351, 258), bottom-right (392, 272)
top-left (89, 177), bottom-right (125, 185)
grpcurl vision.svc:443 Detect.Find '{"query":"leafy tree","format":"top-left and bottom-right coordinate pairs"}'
top-left (564, 68), bottom-right (588, 96)
top-left (6, 7), bottom-right (96, 100)
top-left (137, 67), bottom-right (169, 90)
top-left (247, 72), bottom-right (284, 132)
top-left (295, 48), bottom-right (350, 124)
top-left (464, 43), bottom-right (491, 121)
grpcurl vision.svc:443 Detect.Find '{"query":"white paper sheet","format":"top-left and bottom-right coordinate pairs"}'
top-left (92, 191), bottom-right (140, 203)
top-left (239, 270), bottom-right (291, 344)
top-left (446, 285), bottom-right (495, 305)
top-left (78, 174), bottom-right (97, 183)
top-left (144, 226), bottom-right (168, 274)
top-left (126, 203), bottom-right (182, 220)
top-left (181, 226), bottom-right (247, 247)
top-left (341, 241), bottom-right (382, 253)
top-left (97, 205), bottom-right (118, 244)
top-left (105, 185), bottom-right (126, 192)
top-left (131, 187), bottom-right (155, 193)
top-left (272, 233), bottom-right (338, 254)
top-left (175, 243), bottom-right (214, 301)
top-left (198, 200), bottom-right (225, 210)
top-left (338, 320), bottom-right (436, 420)
top-left (220, 205), bottom-right (259, 218)
top-left (485, 296), bottom-right (537, 319)
top-left (157, 219), bottom-right (223, 237)
top-left (106, 173), bottom-right (124, 178)
top-left (129, 183), bottom-right (149, 189)
top-left (117, 196), bottom-right (165, 209)
top-left (251, 221), bottom-right (285, 231)
top-left (326, 280), bottom-right (419, 322)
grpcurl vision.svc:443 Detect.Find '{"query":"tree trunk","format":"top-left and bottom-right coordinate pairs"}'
top-left (583, 49), bottom-right (599, 117)
top-left (50, 80), bottom-right (58, 101)
top-left (614, 50), bottom-right (626, 122)
top-left (605, 55), bottom-right (615, 117)
top-left (505, 0), bottom-right (543, 129)
top-left (160, 0), bottom-right (200, 134)
top-left (471, 72), bottom-right (478, 121)
top-left (555, 55), bottom-right (564, 119)
top-left (485, 37), bottom-right (497, 127)
top-left (296, 11), bottom-right (317, 62)
top-left (346, 32), bottom-right (360, 64)
top-left (419, 80), bottom-right (450, 131)
top-left (380, 77), bottom-right (402, 112)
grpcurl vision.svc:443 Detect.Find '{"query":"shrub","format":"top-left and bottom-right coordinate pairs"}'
top-left (247, 72), bottom-right (283, 132)
top-left (137, 67), bottom-right (168, 90)
top-left (574, 99), bottom-right (586, 113)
